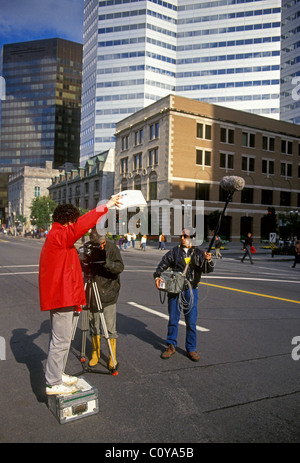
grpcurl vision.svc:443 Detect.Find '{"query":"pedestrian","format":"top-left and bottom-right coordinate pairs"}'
top-left (154, 228), bottom-right (213, 362)
top-left (214, 235), bottom-right (222, 259)
top-left (292, 240), bottom-right (300, 268)
top-left (39, 196), bottom-right (120, 396)
top-left (131, 233), bottom-right (136, 248)
top-left (84, 229), bottom-right (124, 371)
top-left (159, 233), bottom-right (166, 250)
top-left (241, 232), bottom-right (254, 264)
top-left (119, 235), bottom-right (124, 250)
top-left (141, 234), bottom-right (147, 251)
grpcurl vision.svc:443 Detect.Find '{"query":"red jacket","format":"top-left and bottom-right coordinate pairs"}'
top-left (39, 205), bottom-right (108, 311)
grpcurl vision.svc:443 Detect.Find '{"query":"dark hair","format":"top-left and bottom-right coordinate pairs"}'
top-left (53, 204), bottom-right (80, 225)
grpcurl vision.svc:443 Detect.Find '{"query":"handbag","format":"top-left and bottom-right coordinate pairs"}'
top-left (158, 252), bottom-right (193, 294)
top-left (250, 246), bottom-right (256, 254)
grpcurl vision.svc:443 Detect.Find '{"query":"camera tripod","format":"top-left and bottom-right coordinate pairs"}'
top-left (64, 276), bottom-right (118, 376)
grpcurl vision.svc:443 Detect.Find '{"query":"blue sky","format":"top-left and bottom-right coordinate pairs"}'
top-left (0, 0), bottom-right (84, 51)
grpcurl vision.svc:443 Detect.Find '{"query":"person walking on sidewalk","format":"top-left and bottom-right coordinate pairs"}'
top-left (39, 196), bottom-right (120, 396)
top-left (292, 240), bottom-right (300, 268)
top-left (241, 232), bottom-right (254, 264)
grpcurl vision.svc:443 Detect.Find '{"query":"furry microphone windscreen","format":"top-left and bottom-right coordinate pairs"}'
top-left (220, 176), bottom-right (245, 192)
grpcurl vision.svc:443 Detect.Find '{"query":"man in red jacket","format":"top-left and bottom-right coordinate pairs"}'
top-left (39, 197), bottom-right (119, 396)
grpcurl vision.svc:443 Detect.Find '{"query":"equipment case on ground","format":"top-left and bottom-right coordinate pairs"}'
top-left (48, 376), bottom-right (99, 424)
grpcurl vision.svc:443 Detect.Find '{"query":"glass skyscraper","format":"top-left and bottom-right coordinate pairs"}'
top-left (81, 0), bottom-right (282, 162)
top-left (0, 38), bottom-right (83, 172)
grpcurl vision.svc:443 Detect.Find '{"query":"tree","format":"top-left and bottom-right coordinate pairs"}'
top-left (30, 196), bottom-right (57, 230)
top-left (278, 210), bottom-right (300, 241)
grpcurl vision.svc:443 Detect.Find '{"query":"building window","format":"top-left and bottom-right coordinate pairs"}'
top-left (220, 152), bottom-right (234, 170)
top-left (242, 132), bottom-right (255, 148)
top-left (134, 129), bottom-right (143, 146)
top-left (195, 183), bottom-right (210, 200)
top-left (94, 180), bottom-right (99, 192)
top-left (34, 186), bottom-right (40, 197)
top-left (281, 139), bottom-right (293, 155)
top-left (220, 127), bottom-right (234, 144)
top-left (121, 135), bottom-right (129, 151)
top-left (148, 147), bottom-right (158, 166)
top-left (84, 183), bottom-right (89, 194)
top-left (281, 162), bottom-right (292, 177)
top-left (280, 191), bottom-right (291, 207)
top-left (262, 159), bottom-right (274, 175)
top-left (149, 171), bottom-right (157, 201)
top-left (282, 162), bottom-right (292, 177)
top-left (133, 153), bottom-right (142, 170)
top-left (120, 157), bottom-right (128, 173)
top-left (196, 123), bottom-right (211, 140)
top-left (262, 136), bottom-right (275, 151)
top-left (241, 188), bottom-right (254, 204)
top-left (261, 190), bottom-right (273, 205)
top-left (134, 175), bottom-right (141, 191)
top-left (196, 149), bottom-right (211, 167)
top-left (150, 122), bottom-right (159, 140)
top-left (242, 155), bottom-right (255, 172)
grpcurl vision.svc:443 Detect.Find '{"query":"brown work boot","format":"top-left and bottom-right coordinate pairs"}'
top-left (187, 351), bottom-right (200, 362)
top-left (161, 344), bottom-right (175, 359)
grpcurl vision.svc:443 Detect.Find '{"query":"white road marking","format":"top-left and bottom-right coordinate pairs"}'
top-left (128, 301), bottom-right (210, 332)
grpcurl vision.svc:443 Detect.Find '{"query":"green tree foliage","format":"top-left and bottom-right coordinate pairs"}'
top-left (30, 196), bottom-right (57, 230)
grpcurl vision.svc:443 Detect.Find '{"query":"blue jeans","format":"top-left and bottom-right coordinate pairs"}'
top-left (166, 288), bottom-right (198, 352)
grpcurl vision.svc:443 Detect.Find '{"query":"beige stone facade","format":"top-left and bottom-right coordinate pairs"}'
top-left (7, 161), bottom-right (60, 230)
top-left (48, 149), bottom-right (115, 210)
top-left (114, 95), bottom-right (300, 241)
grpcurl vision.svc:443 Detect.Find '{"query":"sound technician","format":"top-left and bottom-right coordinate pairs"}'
top-left (154, 229), bottom-right (213, 362)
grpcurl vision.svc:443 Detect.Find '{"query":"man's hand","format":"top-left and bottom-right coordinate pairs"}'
top-left (155, 277), bottom-right (164, 289)
top-left (106, 194), bottom-right (121, 209)
top-left (204, 252), bottom-right (212, 261)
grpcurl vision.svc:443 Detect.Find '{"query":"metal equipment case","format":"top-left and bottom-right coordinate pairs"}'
top-left (48, 377), bottom-right (99, 424)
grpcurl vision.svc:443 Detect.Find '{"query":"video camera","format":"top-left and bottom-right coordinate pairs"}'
top-left (79, 242), bottom-right (106, 278)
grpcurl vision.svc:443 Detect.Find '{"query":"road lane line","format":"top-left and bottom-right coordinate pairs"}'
top-left (128, 301), bottom-right (210, 332)
top-left (200, 282), bottom-right (300, 305)
top-left (0, 271), bottom-right (38, 276)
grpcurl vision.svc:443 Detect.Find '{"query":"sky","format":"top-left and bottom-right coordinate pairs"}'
top-left (0, 0), bottom-right (84, 51)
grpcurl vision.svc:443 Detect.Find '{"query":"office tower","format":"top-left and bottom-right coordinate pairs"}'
top-left (0, 38), bottom-right (82, 172)
top-left (0, 38), bottom-right (82, 223)
top-left (81, 0), bottom-right (282, 162)
top-left (280, 0), bottom-right (300, 124)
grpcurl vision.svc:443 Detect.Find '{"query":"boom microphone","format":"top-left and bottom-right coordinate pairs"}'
top-left (205, 175), bottom-right (245, 255)
top-left (220, 176), bottom-right (245, 192)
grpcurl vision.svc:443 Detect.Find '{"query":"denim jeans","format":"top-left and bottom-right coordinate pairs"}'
top-left (166, 288), bottom-right (198, 352)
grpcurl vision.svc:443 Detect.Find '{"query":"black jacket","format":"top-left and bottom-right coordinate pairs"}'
top-left (85, 240), bottom-right (124, 309)
top-left (153, 245), bottom-right (214, 289)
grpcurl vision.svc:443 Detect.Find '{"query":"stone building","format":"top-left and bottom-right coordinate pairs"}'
top-left (7, 161), bottom-right (60, 231)
top-left (48, 149), bottom-right (115, 210)
top-left (114, 94), bottom-right (300, 241)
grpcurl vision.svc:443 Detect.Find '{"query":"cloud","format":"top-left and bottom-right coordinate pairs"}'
top-left (0, 0), bottom-right (84, 44)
